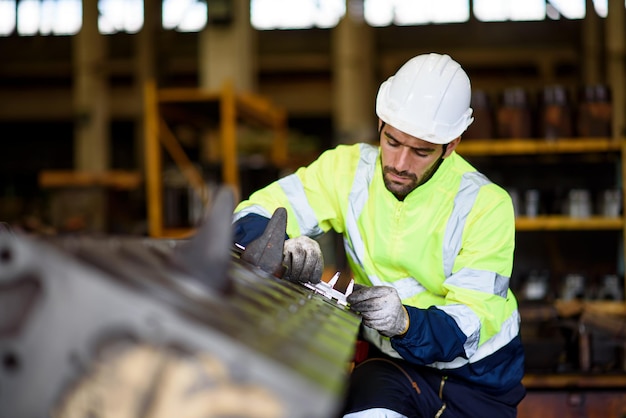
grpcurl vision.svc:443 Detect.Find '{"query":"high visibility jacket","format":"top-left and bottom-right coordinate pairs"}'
top-left (233, 143), bottom-right (525, 392)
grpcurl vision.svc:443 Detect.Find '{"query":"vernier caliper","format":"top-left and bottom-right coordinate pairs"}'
top-left (302, 272), bottom-right (354, 306)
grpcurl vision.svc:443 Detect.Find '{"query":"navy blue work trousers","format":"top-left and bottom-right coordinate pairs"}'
top-left (339, 355), bottom-right (526, 418)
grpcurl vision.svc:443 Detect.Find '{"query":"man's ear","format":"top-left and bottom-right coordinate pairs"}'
top-left (443, 137), bottom-right (461, 158)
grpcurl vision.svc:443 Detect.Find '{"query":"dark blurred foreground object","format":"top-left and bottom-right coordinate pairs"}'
top-left (577, 84), bottom-right (612, 138)
top-left (0, 187), bottom-right (360, 418)
top-left (0, 222), bottom-right (12, 234)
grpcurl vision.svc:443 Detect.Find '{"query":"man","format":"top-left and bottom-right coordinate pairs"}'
top-left (233, 53), bottom-right (525, 417)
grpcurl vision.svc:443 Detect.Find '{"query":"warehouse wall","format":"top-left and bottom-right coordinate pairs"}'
top-left (0, 8), bottom-right (622, 232)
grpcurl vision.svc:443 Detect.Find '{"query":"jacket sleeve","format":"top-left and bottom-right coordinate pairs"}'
top-left (391, 185), bottom-right (517, 365)
top-left (233, 213), bottom-right (272, 247)
top-left (392, 306), bottom-right (468, 364)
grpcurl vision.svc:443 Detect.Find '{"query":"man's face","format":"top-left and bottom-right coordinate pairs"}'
top-left (379, 123), bottom-right (459, 200)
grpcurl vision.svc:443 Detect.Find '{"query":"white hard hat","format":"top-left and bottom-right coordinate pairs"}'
top-left (376, 53), bottom-right (474, 144)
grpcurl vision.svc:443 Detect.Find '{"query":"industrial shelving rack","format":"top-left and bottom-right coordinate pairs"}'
top-left (457, 137), bottom-right (626, 416)
top-left (143, 79), bottom-right (288, 239)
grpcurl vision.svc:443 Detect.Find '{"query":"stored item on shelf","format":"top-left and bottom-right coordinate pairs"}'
top-left (540, 85), bottom-right (573, 140)
top-left (522, 270), bottom-right (550, 301)
top-left (561, 273), bottom-right (587, 300)
top-left (596, 274), bottom-right (624, 301)
top-left (524, 189), bottom-right (540, 218)
top-left (600, 188), bottom-right (622, 217)
top-left (463, 90), bottom-right (494, 139)
top-left (566, 189), bottom-right (592, 218)
top-left (507, 188), bottom-right (520, 217)
top-left (496, 87), bottom-right (533, 139)
top-left (162, 166), bottom-right (207, 229)
top-left (577, 84), bottom-right (612, 138)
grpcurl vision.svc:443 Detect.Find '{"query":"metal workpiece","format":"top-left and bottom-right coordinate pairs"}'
top-left (0, 188), bottom-right (361, 418)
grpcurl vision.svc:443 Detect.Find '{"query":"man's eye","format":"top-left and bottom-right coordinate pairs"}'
top-left (387, 140), bottom-right (400, 147)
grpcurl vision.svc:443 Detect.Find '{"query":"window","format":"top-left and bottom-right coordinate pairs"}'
top-left (474, 0), bottom-right (546, 21)
top-left (14, 0), bottom-right (81, 35)
top-left (0, 0), bottom-right (16, 35)
top-left (1, 0), bottom-right (145, 36)
top-left (364, 0), bottom-right (469, 26)
top-left (473, 0), bottom-right (612, 22)
top-left (593, 0), bottom-right (608, 17)
top-left (547, 0), bottom-right (585, 19)
top-left (162, 0), bottom-right (207, 32)
top-left (0, 0), bottom-right (624, 37)
top-left (99, 0), bottom-right (143, 34)
top-left (250, 0), bottom-right (345, 30)
top-left (1, 0), bottom-right (210, 36)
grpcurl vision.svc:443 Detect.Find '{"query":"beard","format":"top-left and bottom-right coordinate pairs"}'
top-left (382, 166), bottom-right (418, 200)
top-left (382, 162), bottom-right (440, 200)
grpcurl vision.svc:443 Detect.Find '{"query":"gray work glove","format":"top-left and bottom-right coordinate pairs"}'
top-left (283, 236), bottom-right (323, 284)
top-left (347, 285), bottom-right (409, 337)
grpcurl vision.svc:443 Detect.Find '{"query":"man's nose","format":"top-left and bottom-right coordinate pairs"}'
top-left (394, 147), bottom-right (413, 171)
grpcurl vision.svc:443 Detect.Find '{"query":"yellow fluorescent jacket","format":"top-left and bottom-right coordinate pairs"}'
top-left (234, 143), bottom-right (520, 374)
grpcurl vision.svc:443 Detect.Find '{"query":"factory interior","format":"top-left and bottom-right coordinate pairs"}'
top-left (1, 0), bottom-right (626, 416)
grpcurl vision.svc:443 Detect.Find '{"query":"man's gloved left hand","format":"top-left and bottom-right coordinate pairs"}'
top-left (283, 236), bottom-right (324, 284)
top-left (347, 285), bottom-right (409, 337)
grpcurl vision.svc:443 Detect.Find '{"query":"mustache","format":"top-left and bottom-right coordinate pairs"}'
top-left (383, 166), bottom-right (417, 180)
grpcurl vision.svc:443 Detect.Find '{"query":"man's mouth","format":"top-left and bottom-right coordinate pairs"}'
top-left (385, 168), bottom-right (415, 182)
top-left (389, 173), bottom-right (408, 182)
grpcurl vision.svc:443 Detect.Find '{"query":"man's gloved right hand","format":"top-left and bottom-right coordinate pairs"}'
top-left (283, 236), bottom-right (323, 284)
top-left (347, 285), bottom-right (409, 337)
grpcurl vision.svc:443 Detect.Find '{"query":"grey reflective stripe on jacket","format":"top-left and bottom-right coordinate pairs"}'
top-left (446, 267), bottom-right (510, 299)
top-left (277, 175), bottom-right (325, 238)
top-left (233, 205), bottom-right (272, 222)
top-left (344, 143), bottom-right (378, 273)
top-left (442, 172), bottom-right (490, 277)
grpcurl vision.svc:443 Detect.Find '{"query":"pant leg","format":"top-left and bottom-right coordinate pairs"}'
top-left (339, 358), bottom-right (446, 418)
top-left (338, 356), bottom-right (525, 418)
top-left (439, 377), bottom-right (526, 418)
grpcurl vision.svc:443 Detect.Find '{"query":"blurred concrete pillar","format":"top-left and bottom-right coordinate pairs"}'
top-left (71, 0), bottom-right (110, 232)
top-left (606, 0), bottom-right (625, 138)
top-left (73, 0), bottom-right (109, 172)
top-left (198, 0), bottom-right (256, 92)
top-left (582, 0), bottom-right (602, 85)
top-left (332, 0), bottom-right (375, 145)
